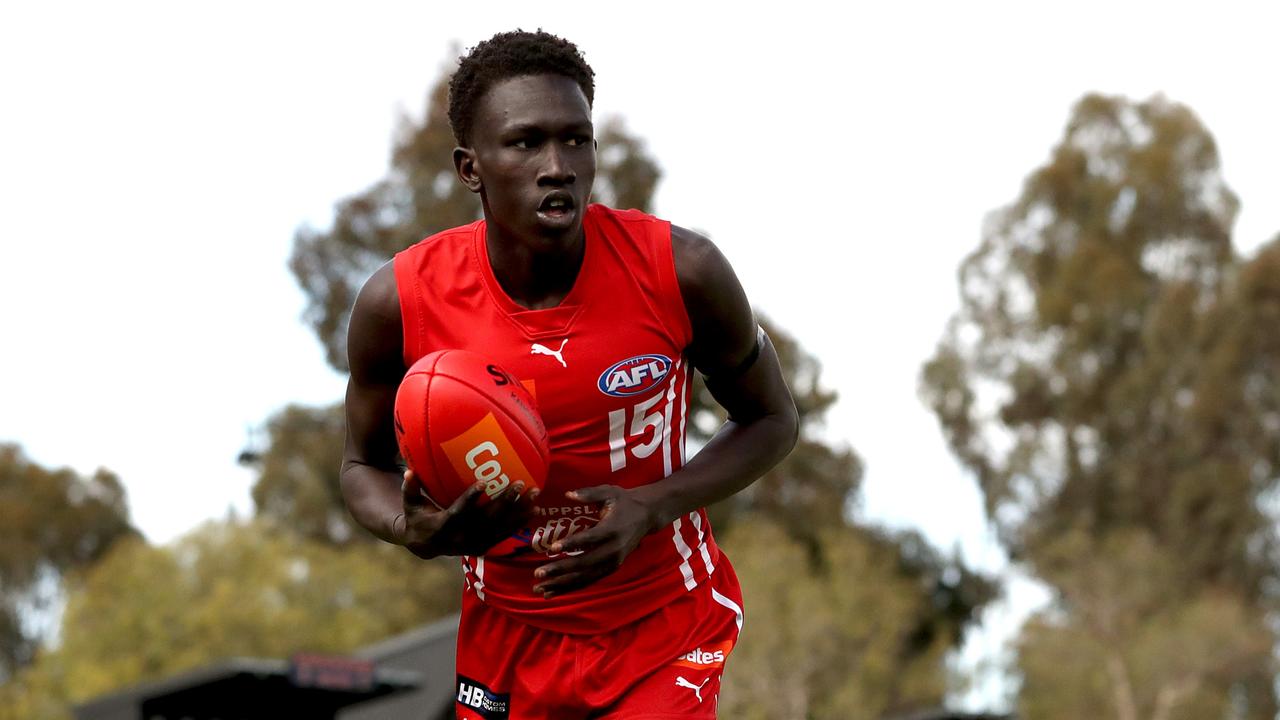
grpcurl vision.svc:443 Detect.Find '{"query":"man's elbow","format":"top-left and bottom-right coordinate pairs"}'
top-left (338, 456), bottom-right (379, 511)
top-left (779, 399), bottom-right (800, 455)
top-left (754, 397), bottom-right (798, 462)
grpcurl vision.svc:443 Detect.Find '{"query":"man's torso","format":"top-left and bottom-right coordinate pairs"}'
top-left (394, 204), bottom-right (722, 633)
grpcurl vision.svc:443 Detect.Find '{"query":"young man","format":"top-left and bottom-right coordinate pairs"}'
top-left (341, 30), bottom-right (797, 719)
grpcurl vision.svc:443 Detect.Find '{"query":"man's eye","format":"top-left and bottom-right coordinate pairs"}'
top-left (512, 139), bottom-right (531, 149)
top-left (566, 136), bottom-right (590, 147)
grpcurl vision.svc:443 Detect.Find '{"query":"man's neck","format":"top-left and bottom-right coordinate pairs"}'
top-left (485, 223), bottom-right (586, 310)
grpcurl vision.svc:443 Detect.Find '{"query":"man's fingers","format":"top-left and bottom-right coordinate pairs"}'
top-left (510, 484), bottom-right (542, 507)
top-left (533, 570), bottom-right (595, 598)
top-left (534, 551), bottom-right (620, 596)
top-left (565, 485), bottom-right (617, 505)
top-left (535, 542), bottom-right (615, 579)
top-left (535, 555), bottom-right (584, 580)
top-left (470, 480), bottom-right (534, 510)
top-left (497, 481), bottom-right (528, 504)
top-left (423, 480), bottom-right (545, 557)
top-left (480, 483), bottom-right (538, 520)
top-left (533, 547), bottom-right (615, 596)
top-left (483, 505), bottom-right (534, 539)
top-left (444, 482), bottom-right (485, 517)
top-left (402, 470), bottom-right (431, 508)
top-left (551, 523), bottom-right (612, 555)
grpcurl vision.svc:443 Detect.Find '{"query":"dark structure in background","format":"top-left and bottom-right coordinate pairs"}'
top-left (75, 612), bottom-right (1011, 719)
top-left (343, 615), bottom-right (457, 720)
top-left (70, 658), bottom-right (415, 720)
top-left (75, 615), bottom-right (458, 720)
top-left (885, 707), bottom-right (1013, 712)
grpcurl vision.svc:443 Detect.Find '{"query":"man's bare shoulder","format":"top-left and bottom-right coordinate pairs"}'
top-left (348, 261), bottom-right (403, 380)
top-left (668, 225), bottom-right (756, 376)
top-left (355, 261), bottom-right (400, 322)
top-left (669, 224), bottom-right (719, 295)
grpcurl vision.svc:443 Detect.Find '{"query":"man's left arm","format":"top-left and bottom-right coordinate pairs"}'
top-left (533, 225), bottom-right (799, 598)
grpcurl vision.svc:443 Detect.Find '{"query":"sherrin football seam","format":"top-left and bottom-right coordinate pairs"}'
top-left (416, 352), bottom-right (448, 510)
top-left (428, 370), bottom-right (552, 469)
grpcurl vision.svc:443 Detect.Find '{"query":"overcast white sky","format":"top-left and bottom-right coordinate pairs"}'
top-left (3, 0), bottom-right (1278, 709)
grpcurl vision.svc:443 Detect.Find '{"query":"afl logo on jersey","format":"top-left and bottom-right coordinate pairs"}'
top-left (598, 354), bottom-right (673, 397)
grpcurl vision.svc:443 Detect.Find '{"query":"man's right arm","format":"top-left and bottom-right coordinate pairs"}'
top-left (341, 260), bottom-right (539, 556)
top-left (341, 261), bottom-right (411, 544)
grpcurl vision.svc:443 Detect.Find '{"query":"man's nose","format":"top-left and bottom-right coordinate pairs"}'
top-left (537, 145), bottom-right (576, 186)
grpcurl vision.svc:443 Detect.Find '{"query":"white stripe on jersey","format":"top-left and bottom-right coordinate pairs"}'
top-left (460, 556), bottom-right (475, 593)
top-left (678, 363), bottom-right (690, 466)
top-left (690, 510), bottom-right (716, 576)
top-left (660, 359), bottom-right (681, 478)
top-left (712, 588), bottom-right (744, 631)
top-left (473, 556), bottom-right (487, 601)
top-left (671, 517), bottom-right (697, 590)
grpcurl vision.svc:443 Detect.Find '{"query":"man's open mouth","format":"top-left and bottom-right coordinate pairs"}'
top-left (538, 192), bottom-right (575, 217)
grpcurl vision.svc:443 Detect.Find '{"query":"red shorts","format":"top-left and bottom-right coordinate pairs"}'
top-left (454, 558), bottom-right (744, 719)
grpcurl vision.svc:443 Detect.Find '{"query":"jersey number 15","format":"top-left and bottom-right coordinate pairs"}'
top-left (606, 393), bottom-right (667, 472)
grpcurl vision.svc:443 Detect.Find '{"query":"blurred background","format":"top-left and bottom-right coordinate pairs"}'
top-left (2, 2), bottom-right (1279, 718)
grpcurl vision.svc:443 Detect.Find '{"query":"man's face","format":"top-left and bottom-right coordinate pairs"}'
top-left (461, 74), bottom-right (596, 243)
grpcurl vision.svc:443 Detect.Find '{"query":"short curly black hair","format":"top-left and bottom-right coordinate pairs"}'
top-left (448, 30), bottom-right (596, 146)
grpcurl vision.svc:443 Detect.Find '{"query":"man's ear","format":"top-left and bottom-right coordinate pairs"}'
top-left (454, 147), bottom-right (482, 193)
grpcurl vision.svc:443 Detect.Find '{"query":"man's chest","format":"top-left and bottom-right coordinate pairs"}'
top-left (474, 309), bottom-right (683, 438)
top-left (428, 299), bottom-right (690, 492)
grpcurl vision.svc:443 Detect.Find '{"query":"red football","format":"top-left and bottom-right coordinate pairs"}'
top-left (393, 349), bottom-right (550, 509)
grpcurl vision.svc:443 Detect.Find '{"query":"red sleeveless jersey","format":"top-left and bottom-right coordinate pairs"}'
top-left (394, 204), bottom-right (726, 634)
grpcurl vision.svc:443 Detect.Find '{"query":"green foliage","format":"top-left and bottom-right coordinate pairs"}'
top-left (0, 520), bottom-right (461, 719)
top-left (704, 323), bottom-right (995, 716)
top-left (720, 517), bottom-right (990, 719)
top-left (699, 317), bottom-right (854, 549)
top-left (1018, 532), bottom-right (1271, 720)
top-left (923, 93), bottom-right (1280, 717)
top-left (591, 117), bottom-right (662, 213)
top-left (290, 68), bottom-right (477, 373)
top-left (248, 402), bottom-right (358, 546)
top-left (0, 652), bottom-right (69, 720)
top-left (0, 444), bottom-right (136, 679)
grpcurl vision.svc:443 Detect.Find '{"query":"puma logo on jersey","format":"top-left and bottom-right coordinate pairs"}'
top-left (675, 676), bottom-right (710, 703)
top-left (530, 339), bottom-right (568, 368)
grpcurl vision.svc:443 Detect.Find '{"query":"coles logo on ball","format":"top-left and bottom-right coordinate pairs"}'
top-left (598, 354), bottom-right (672, 397)
top-left (441, 413), bottom-right (532, 500)
top-left (530, 514), bottom-right (599, 557)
